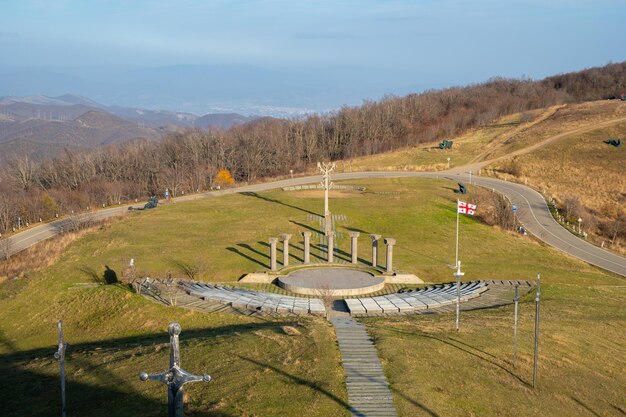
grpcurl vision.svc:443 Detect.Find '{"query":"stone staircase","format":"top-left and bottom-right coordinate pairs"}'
top-left (331, 315), bottom-right (398, 417)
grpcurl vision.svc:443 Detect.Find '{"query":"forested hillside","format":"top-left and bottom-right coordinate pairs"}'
top-left (0, 62), bottom-right (625, 236)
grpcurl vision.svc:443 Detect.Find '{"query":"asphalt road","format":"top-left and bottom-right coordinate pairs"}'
top-left (3, 170), bottom-right (625, 277)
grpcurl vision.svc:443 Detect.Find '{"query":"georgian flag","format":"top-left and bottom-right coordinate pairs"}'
top-left (458, 201), bottom-right (477, 215)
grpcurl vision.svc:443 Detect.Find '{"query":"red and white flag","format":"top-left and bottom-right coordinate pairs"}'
top-left (458, 201), bottom-right (477, 215)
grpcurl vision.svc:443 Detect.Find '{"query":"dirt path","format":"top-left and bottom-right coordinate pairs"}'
top-left (448, 114), bottom-right (626, 176)
top-left (467, 104), bottom-right (565, 165)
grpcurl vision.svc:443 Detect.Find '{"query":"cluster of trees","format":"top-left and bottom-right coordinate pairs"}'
top-left (542, 61), bottom-right (626, 101)
top-left (1, 62), bottom-right (625, 235)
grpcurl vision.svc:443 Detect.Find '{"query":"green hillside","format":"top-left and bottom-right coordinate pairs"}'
top-left (1, 177), bottom-right (623, 416)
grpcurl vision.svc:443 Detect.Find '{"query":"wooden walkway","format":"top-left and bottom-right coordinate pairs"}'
top-left (331, 315), bottom-right (398, 417)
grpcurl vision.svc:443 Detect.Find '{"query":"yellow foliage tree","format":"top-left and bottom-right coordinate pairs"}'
top-left (214, 168), bottom-right (234, 187)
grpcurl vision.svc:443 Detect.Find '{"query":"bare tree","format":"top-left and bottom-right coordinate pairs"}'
top-left (0, 237), bottom-right (13, 260)
top-left (66, 213), bottom-right (95, 232)
top-left (9, 155), bottom-right (36, 190)
top-left (314, 284), bottom-right (336, 318)
top-left (171, 257), bottom-right (209, 281)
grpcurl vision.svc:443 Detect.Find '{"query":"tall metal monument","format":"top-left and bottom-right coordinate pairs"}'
top-left (140, 323), bottom-right (211, 417)
top-left (317, 161), bottom-right (336, 236)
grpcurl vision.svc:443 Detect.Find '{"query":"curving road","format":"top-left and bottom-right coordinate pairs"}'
top-left (3, 169), bottom-right (625, 277)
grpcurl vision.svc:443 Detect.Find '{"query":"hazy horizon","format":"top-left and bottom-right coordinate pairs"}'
top-left (1, 0), bottom-right (625, 116)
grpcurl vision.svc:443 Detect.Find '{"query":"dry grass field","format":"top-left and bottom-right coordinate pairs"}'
top-left (485, 103), bottom-right (626, 254)
top-left (1, 177), bottom-right (623, 416)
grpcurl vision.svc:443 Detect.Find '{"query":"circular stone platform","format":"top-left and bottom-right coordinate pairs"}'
top-left (278, 267), bottom-right (385, 296)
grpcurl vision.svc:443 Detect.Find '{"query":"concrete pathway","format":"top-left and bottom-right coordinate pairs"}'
top-left (331, 313), bottom-right (398, 417)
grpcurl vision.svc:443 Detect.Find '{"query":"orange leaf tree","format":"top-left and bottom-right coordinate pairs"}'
top-left (214, 168), bottom-right (234, 187)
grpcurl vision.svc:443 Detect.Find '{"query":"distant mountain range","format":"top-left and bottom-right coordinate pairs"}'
top-left (0, 94), bottom-right (258, 160)
top-left (0, 64), bottom-right (428, 116)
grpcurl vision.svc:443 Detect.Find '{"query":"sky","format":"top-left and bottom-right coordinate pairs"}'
top-left (0, 0), bottom-right (625, 114)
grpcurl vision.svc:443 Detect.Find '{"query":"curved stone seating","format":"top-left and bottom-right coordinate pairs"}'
top-left (180, 282), bottom-right (326, 316)
top-left (345, 281), bottom-right (488, 316)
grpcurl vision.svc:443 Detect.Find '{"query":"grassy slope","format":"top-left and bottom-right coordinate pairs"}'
top-left (346, 113), bottom-right (521, 172)
top-left (483, 100), bottom-right (626, 161)
top-left (1, 177), bottom-right (623, 416)
top-left (486, 115), bottom-right (626, 253)
top-left (365, 282), bottom-right (626, 417)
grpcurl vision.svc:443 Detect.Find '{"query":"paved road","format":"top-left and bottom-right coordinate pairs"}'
top-left (3, 170), bottom-right (625, 277)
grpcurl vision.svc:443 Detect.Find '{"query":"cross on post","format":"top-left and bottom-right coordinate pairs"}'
top-left (54, 320), bottom-right (68, 417)
top-left (140, 323), bottom-right (211, 417)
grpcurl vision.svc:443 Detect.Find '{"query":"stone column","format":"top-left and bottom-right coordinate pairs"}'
top-left (384, 237), bottom-right (396, 273)
top-left (302, 231), bottom-right (311, 264)
top-left (280, 234), bottom-right (292, 267)
top-left (349, 231), bottom-right (360, 264)
top-left (269, 237), bottom-right (278, 271)
top-left (327, 231), bottom-right (335, 263)
top-left (370, 234), bottom-right (381, 267)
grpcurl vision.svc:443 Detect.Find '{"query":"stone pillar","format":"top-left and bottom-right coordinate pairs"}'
top-left (280, 234), bottom-right (292, 267)
top-left (302, 231), bottom-right (311, 264)
top-left (370, 234), bottom-right (381, 267)
top-left (327, 231), bottom-right (335, 263)
top-left (349, 231), bottom-right (360, 264)
top-left (384, 238), bottom-right (396, 273)
top-left (269, 237), bottom-right (278, 271)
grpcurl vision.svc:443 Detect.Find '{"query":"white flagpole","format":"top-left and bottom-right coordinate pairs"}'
top-left (455, 261), bottom-right (464, 331)
top-left (455, 199), bottom-right (459, 267)
top-left (455, 199), bottom-right (461, 331)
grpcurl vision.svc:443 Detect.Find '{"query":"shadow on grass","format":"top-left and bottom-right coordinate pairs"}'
top-left (341, 226), bottom-right (372, 235)
top-left (310, 244), bottom-right (352, 264)
top-left (238, 355), bottom-right (353, 414)
top-left (0, 365), bottom-right (234, 417)
top-left (226, 243), bottom-right (270, 269)
top-left (239, 192), bottom-right (319, 217)
top-left (290, 220), bottom-right (321, 234)
top-left (1, 322), bottom-right (303, 416)
top-left (286, 243), bottom-right (304, 263)
top-left (0, 322), bottom-right (296, 364)
top-left (389, 387), bottom-right (440, 417)
top-left (290, 243), bottom-right (326, 262)
top-left (370, 325), bottom-right (531, 388)
top-left (570, 397), bottom-right (603, 417)
top-left (76, 265), bottom-right (118, 285)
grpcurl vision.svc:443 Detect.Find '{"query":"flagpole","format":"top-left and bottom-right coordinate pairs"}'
top-left (455, 199), bottom-right (459, 267)
top-left (455, 199), bottom-right (461, 331)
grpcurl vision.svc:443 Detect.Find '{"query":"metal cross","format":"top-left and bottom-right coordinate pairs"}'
top-left (54, 320), bottom-right (68, 417)
top-left (140, 322), bottom-right (211, 417)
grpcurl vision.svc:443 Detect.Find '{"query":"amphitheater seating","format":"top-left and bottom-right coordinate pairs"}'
top-left (345, 281), bottom-right (488, 316)
top-left (179, 282), bottom-right (326, 316)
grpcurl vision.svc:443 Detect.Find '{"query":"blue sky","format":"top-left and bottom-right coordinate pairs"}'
top-left (0, 0), bottom-right (624, 113)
